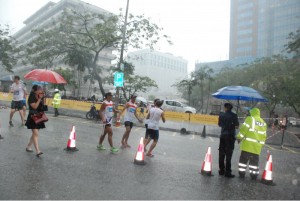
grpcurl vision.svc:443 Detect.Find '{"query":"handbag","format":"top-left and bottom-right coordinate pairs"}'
top-left (31, 112), bottom-right (48, 124)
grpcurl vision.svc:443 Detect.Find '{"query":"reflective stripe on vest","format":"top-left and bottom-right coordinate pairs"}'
top-left (249, 117), bottom-right (266, 135)
top-left (245, 137), bottom-right (265, 144)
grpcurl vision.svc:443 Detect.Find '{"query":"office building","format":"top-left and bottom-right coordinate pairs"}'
top-left (196, 0), bottom-right (300, 73)
top-left (127, 49), bottom-right (188, 99)
top-left (11, 0), bottom-right (115, 97)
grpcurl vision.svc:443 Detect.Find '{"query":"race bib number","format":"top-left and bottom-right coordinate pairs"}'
top-left (108, 107), bottom-right (113, 112)
top-left (129, 108), bottom-right (135, 113)
top-left (13, 91), bottom-right (19, 95)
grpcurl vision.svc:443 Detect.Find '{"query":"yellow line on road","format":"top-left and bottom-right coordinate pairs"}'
top-left (282, 146), bottom-right (297, 154)
top-left (135, 127), bottom-right (142, 132)
top-left (265, 144), bottom-right (276, 151)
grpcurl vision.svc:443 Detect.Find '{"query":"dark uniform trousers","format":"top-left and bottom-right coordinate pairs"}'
top-left (238, 151), bottom-right (259, 179)
top-left (218, 134), bottom-right (235, 174)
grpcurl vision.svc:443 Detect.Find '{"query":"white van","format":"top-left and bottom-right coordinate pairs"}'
top-left (161, 100), bottom-right (196, 113)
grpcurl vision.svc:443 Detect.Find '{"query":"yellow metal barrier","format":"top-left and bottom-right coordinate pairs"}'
top-left (0, 92), bottom-right (218, 125)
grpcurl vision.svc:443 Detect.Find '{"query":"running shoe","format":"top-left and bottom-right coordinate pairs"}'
top-left (9, 121), bottom-right (14, 127)
top-left (97, 144), bottom-right (106, 150)
top-left (110, 147), bottom-right (119, 153)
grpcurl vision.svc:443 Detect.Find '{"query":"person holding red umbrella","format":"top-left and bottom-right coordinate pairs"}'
top-left (25, 85), bottom-right (47, 157)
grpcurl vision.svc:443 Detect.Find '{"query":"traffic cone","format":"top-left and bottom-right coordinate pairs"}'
top-left (201, 125), bottom-right (206, 138)
top-left (134, 137), bottom-right (145, 165)
top-left (201, 146), bottom-right (212, 176)
top-left (261, 153), bottom-right (275, 185)
top-left (64, 125), bottom-right (79, 152)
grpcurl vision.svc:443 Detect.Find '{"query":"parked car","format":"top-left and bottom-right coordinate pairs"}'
top-left (161, 100), bottom-right (196, 113)
top-left (289, 117), bottom-right (300, 127)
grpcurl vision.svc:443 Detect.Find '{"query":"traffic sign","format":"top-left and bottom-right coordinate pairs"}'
top-left (114, 72), bottom-right (124, 87)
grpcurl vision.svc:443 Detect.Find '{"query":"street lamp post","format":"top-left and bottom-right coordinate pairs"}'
top-left (114, 0), bottom-right (129, 111)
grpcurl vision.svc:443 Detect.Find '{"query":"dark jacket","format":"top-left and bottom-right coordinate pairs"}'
top-left (218, 111), bottom-right (239, 135)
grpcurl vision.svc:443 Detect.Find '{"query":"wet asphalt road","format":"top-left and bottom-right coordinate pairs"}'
top-left (0, 109), bottom-right (300, 200)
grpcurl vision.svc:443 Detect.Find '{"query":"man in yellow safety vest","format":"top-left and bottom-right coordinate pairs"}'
top-left (52, 89), bottom-right (61, 117)
top-left (236, 107), bottom-right (267, 180)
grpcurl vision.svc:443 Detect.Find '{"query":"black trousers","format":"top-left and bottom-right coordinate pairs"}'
top-left (219, 134), bottom-right (235, 174)
top-left (238, 151), bottom-right (259, 179)
top-left (54, 108), bottom-right (59, 116)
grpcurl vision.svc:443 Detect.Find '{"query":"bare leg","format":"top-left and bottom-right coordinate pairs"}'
top-left (107, 127), bottom-right (114, 147)
top-left (147, 140), bottom-right (157, 156)
top-left (31, 129), bottom-right (41, 154)
top-left (23, 106), bottom-right (27, 120)
top-left (26, 136), bottom-right (34, 149)
top-left (18, 110), bottom-right (25, 124)
top-left (121, 126), bottom-right (131, 146)
top-left (144, 138), bottom-right (151, 151)
top-left (9, 109), bottom-right (16, 121)
top-left (99, 127), bottom-right (107, 145)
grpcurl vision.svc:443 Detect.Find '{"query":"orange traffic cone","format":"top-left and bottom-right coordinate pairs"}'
top-left (261, 152), bottom-right (275, 185)
top-left (134, 137), bottom-right (145, 165)
top-left (201, 147), bottom-right (212, 176)
top-left (64, 125), bottom-right (79, 152)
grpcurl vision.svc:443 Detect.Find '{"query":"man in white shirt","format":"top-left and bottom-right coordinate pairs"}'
top-left (145, 100), bottom-right (166, 157)
top-left (120, 94), bottom-right (142, 148)
top-left (9, 76), bottom-right (27, 127)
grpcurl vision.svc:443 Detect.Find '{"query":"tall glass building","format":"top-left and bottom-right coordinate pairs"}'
top-left (230, 0), bottom-right (300, 60)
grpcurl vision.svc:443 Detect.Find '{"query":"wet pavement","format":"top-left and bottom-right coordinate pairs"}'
top-left (0, 109), bottom-right (299, 199)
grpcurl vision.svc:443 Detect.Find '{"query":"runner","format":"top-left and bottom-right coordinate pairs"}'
top-left (145, 100), bottom-right (166, 157)
top-left (144, 98), bottom-right (160, 151)
top-left (120, 94), bottom-right (142, 148)
top-left (9, 76), bottom-right (27, 127)
top-left (97, 92), bottom-right (120, 153)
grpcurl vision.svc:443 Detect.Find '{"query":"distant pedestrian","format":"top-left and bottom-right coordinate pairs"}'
top-left (52, 89), bottom-right (61, 117)
top-left (9, 76), bottom-right (27, 127)
top-left (145, 100), bottom-right (166, 157)
top-left (25, 85), bottom-right (46, 157)
top-left (236, 107), bottom-right (267, 180)
top-left (97, 92), bottom-right (120, 153)
top-left (120, 94), bottom-right (142, 148)
top-left (218, 103), bottom-right (239, 178)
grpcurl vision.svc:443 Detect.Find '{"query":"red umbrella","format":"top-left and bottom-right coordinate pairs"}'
top-left (24, 69), bottom-right (67, 84)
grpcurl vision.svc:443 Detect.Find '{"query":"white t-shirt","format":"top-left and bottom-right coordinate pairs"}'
top-left (11, 83), bottom-right (26, 101)
top-left (124, 100), bottom-right (137, 122)
top-left (148, 107), bottom-right (163, 130)
top-left (103, 100), bottom-right (113, 124)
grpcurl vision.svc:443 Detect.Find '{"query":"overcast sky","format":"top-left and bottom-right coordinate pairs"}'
top-left (0, 0), bottom-right (230, 72)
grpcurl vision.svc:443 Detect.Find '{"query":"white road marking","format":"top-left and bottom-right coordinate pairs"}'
top-left (172, 132), bottom-right (176, 137)
top-left (209, 137), bottom-right (214, 142)
top-left (190, 134), bottom-right (195, 140)
top-left (135, 127), bottom-right (141, 131)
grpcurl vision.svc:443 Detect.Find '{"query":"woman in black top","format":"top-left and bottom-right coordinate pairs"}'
top-left (25, 85), bottom-right (45, 157)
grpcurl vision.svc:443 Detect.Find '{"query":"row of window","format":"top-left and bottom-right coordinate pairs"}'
top-left (237, 28), bottom-right (253, 36)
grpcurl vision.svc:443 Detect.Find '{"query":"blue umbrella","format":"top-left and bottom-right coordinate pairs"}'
top-left (212, 86), bottom-right (268, 113)
top-left (212, 86), bottom-right (268, 102)
top-left (32, 81), bottom-right (49, 86)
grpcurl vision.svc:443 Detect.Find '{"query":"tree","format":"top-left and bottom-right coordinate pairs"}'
top-left (173, 77), bottom-right (196, 106)
top-left (105, 61), bottom-right (158, 101)
top-left (26, 9), bottom-right (171, 97)
top-left (52, 67), bottom-right (78, 97)
top-left (286, 29), bottom-right (300, 58)
top-left (0, 25), bottom-right (18, 72)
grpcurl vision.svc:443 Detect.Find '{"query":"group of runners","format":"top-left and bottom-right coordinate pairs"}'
top-left (97, 92), bottom-right (166, 156)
